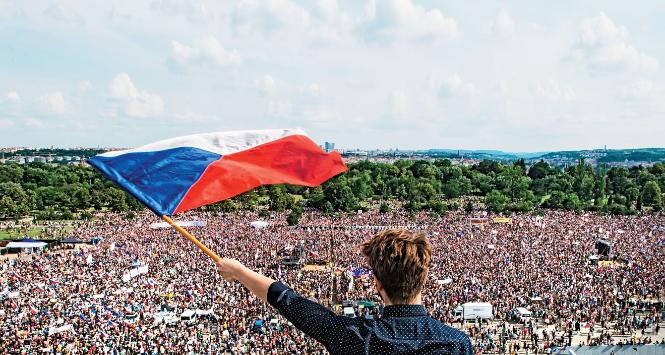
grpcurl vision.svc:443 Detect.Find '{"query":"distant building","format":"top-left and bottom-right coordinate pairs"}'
top-left (324, 142), bottom-right (335, 153)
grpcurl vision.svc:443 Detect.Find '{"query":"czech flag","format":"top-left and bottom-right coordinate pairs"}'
top-left (88, 128), bottom-right (346, 216)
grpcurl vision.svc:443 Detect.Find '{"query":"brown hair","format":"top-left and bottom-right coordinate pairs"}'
top-left (360, 229), bottom-right (432, 304)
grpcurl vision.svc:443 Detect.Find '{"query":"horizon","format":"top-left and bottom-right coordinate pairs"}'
top-left (1, 1), bottom-right (664, 151)
top-left (2, 144), bottom-right (665, 155)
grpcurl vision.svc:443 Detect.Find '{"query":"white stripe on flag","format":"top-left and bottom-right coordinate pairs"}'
top-left (98, 128), bottom-right (306, 157)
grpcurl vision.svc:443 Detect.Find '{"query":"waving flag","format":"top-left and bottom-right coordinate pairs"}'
top-left (89, 128), bottom-right (346, 216)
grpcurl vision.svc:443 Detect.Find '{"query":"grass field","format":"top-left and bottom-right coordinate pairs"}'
top-left (0, 226), bottom-right (75, 240)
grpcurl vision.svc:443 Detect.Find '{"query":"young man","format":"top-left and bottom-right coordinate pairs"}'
top-left (217, 229), bottom-right (473, 354)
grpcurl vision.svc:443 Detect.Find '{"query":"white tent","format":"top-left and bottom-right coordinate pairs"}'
top-left (436, 278), bottom-right (453, 285)
top-left (6, 241), bottom-right (47, 249)
top-left (250, 220), bottom-right (269, 229)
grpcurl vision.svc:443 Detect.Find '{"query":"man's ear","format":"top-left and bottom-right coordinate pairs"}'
top-left (374, 275), bottom-right (383, 293)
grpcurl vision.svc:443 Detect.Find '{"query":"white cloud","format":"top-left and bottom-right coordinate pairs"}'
top-left (150, 0), bottom-right (210, 23)
top-left (109, 73), bottom-right (164, 118)
top-left (361, 0), bottom-right (458, 42)
top-left (24, 118), bottom-right (46, 128)
top-left (491, 8), bottom-right (515, 37)
top-left (308, 0), bottom-right (354, 42)
top-left (300, 83), bottom-right (326, 97)
top-left (170, 36), bottom-right (242, 68)
top-left (233, 0), bottom-right (311, 36)
top-left (5, 91), bottom-right (20, 104)
top-left (257, 74), bottom-right (276, 95)
top-left (435, 74), bottom-right (477, 98)
top-left (391, 90), bottom-right (408, 117)
top-left (621, 80), bottom-right (653, 100)
top-left (44, 4), bottom-right (84, 25)
top-left (78, 80), bottom-right (93, 93)
top-left (38, 91), bottom-right (67, 114)
top-left (266, 99), bottom-right (292, 118)
top-left (172, 112), bottom-right (215, 123)
top-left (535, 80), bottom-right (576, 102)
top-left (0, 118), bottom-right (14, 128)
top-left (570, 13), bottom-right (659, 75)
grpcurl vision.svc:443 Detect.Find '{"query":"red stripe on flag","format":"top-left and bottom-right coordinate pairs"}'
top-left (173, 134), bottom-right (346, 214)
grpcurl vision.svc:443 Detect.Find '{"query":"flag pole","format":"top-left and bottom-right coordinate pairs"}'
top-left (162, 215), bottom-right (221, 263)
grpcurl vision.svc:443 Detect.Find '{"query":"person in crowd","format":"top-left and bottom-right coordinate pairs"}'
top-left (216, 229), bottom-right (473, 354)
top-left (0, 208), bottom-right (663, 353)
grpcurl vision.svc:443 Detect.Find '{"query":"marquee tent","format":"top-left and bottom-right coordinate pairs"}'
top-left (5, 241), bottom-right (47, 249)
top-left (250, 221), bottom-right (269, 229)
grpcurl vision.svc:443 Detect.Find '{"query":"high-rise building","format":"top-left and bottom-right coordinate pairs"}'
top-left (324, 142), bottom-right (335, 153)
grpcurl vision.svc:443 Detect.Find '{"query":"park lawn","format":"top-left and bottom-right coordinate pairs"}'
top-left (0, 226), bottom-right (75, 240)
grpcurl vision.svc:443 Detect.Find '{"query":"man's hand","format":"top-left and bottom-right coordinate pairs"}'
top-left (215, 258), bottom-right (275, 303)
top-left (216, 258), bottom-right (245, 282)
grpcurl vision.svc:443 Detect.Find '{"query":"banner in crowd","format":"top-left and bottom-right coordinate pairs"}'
top-left (122, 265), bottom-right (149, 283)
top-left (300, 225), bottom-right (427, 231)
top-left (470, 218), bottom-right (489, 225)
top-left (150, 221), bottom-right (206, 229)
top-left (493, 217), bottom-right (512, 223)
top-left (48, 324), bottom-right (73, 335)
top-left (351, 268), bottom-right (371, 278)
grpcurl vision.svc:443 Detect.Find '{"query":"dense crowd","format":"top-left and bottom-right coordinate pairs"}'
top-left (1, 207), bottom-right (664, 354)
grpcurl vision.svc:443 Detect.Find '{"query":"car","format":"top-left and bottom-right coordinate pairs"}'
top-left (512, 307), bottom-right (532, 323)
top-left (180, 310), bottom-right (197, 324)
top-left (196, 309), bottom-right (217, 321)
top-left (343, 307), bottom-right (356, 318)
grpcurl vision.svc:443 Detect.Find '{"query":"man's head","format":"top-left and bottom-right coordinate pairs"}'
top-left (360, 229), bottom-right (432, 304)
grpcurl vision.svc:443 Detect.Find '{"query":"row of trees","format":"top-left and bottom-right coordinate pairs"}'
top-left (0, 163), bottom-right (142, 220)
top-left (0, 159), bottom-right (663, 221)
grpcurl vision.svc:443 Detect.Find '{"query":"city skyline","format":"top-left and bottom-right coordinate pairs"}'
top-left (1, 1), bottom-right (664, 151)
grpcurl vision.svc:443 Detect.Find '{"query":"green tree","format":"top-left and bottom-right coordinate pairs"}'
top-left (70, 185), bottom-right (92, 211)
top-left (428, 200), bottom-right (448, 214)
top-left (527, 161), bottom-right (552, 180)
top-left (307, 186), bottom-right (325, 208)
top-left (322, 201), bottom-right (334, 215)
top-left (107, 188), bottom-right (128, 212)
top-left (497, 166), bottom-right (531, 202)
top-left (0, 163), bottom-right (23, 183)
top-left (0, 196), bottom-right (19, 219)
top-left (322, 177), bottom-right (358, 212)
top-left (641, 181), bottom-right (662, 211)
top-left (0, 182), bottom-right (31, 218)
top-left (379, 202), bottom-right (390, 213)
top-left (287, 203), bottom-right (304, 226)
top-left (485, 190), bottom-right (509, 212)
top-left (268, 185), bottom-right (289, 211)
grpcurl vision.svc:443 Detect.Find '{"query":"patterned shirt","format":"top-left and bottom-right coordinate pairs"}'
top-left (267, 281), bottom-right (473, 355)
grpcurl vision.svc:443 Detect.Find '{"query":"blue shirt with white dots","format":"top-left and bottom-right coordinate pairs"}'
top-left (268, 281), bottom-right (473, 355)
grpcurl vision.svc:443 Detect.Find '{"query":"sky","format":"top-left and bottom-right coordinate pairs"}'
top-left (0, 0), bottom-right (664, 151)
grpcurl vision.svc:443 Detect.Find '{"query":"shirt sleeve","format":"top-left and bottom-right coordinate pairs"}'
top-left (267, 281), bottom-right (353, 349)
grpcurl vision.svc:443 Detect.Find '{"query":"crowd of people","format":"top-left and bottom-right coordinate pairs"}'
top-left (1, 207), bottom-right (663, 354)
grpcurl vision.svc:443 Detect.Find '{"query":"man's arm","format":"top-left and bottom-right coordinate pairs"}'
top-left (216, 258), bottom-right (355, 349)
top-left (216, 258), bottom-right (273, 302)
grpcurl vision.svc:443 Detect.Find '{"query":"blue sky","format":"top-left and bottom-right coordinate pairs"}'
top-left (0, 0), bottom-right (664, 151)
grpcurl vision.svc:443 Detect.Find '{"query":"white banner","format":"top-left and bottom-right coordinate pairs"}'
top-left (149, 221), bottom-right (206, 229)
top-left (48, 324), bottom-right (73, 335)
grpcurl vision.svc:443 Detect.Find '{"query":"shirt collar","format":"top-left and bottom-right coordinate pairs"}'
top-left (381, 305), bottom-right (428, 318)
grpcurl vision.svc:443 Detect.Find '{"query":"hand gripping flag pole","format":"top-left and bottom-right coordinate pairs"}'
top-left (88, 129), bottom-right (347, 262)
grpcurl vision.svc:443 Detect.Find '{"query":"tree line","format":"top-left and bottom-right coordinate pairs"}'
top-left (0, 159), bottom-right (663, 222)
